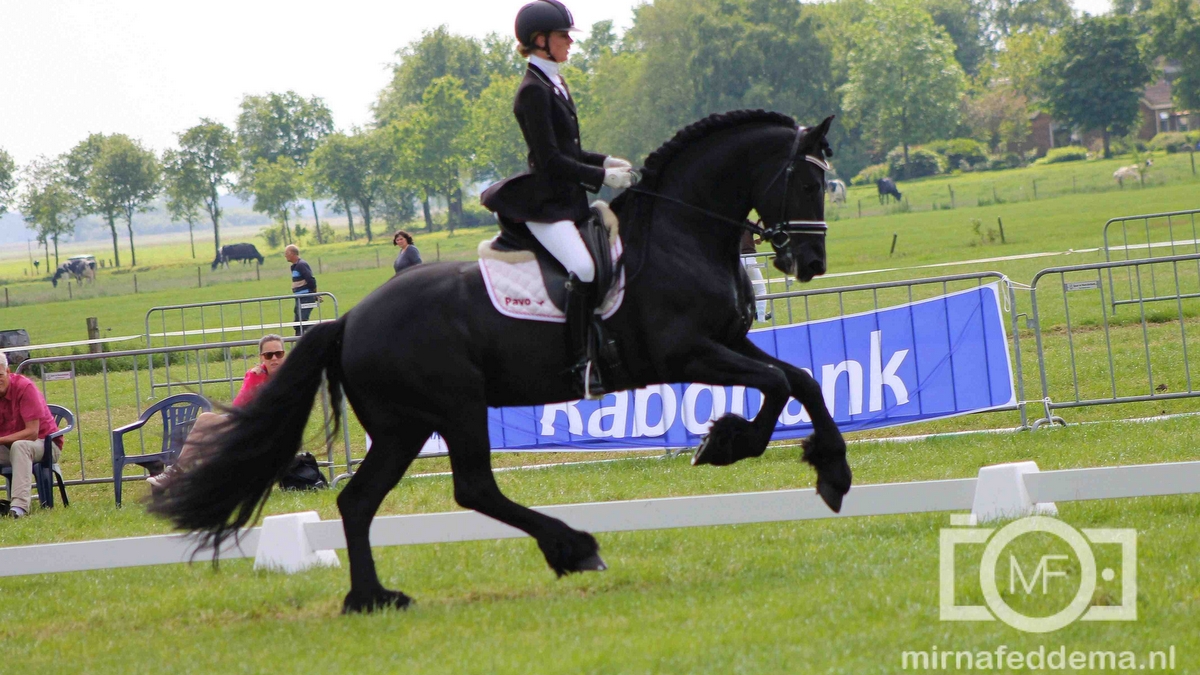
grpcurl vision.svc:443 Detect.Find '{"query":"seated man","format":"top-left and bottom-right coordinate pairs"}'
top-left (147, 334), bottom-right (287, 492)
top-left (0, 352), bottom-right (61, 519)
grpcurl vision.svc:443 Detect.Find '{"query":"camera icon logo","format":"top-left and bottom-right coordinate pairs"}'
top-left (940, 515), bottom-right (1137, 633)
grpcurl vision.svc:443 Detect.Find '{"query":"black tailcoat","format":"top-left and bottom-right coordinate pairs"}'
top-left (481, 64), bottom-right (607, 223)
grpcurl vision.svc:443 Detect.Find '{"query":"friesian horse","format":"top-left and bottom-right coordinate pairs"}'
top-left (150, 110), bottom-right (852, 614)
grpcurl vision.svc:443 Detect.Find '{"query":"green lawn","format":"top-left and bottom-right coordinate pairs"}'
top-left (0, 416), bottom-right (1197, 673)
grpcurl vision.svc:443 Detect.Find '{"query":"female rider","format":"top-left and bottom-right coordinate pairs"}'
top-left (481, 0), bottom-right (634, 399)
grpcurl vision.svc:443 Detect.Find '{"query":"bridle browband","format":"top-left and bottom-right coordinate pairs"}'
top-left (626, 125), bottom-right (829, 250)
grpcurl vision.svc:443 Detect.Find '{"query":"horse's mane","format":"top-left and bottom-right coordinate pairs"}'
top-left (639, 109), bottom-right (796, 188)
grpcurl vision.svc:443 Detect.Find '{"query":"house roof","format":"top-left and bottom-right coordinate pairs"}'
top-left (1142, 79), bottom-right (1174, 110)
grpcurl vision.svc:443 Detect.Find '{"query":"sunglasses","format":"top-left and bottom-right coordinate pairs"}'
top-left (261, 350), bottom-right (285, 360)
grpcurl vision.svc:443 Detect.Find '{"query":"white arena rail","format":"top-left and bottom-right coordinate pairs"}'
top-left (0, 460), bottom-right (1196, 577)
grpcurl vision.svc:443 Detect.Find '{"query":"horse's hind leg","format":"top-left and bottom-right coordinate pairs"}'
top-left (443, 405), bottom-right (605, 576)
top-left (337, 419), bottom-right (432, 614)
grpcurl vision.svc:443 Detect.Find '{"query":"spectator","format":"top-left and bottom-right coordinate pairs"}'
top-left (0, 352), bottom-right (61, 518)
top-left (392, 230), bottom-right (423, 275)
top-left (285, 244), bottom-right (317, 336)
top-left (147, 335), bottom-right (287, 492)
top-left (740, 231), bottom-right (771, 322)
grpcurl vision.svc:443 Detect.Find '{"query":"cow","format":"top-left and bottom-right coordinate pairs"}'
top-left (877, 177), bottom-right (903, 204)
top-left (1113, 165), bottom-right (1141, 187)
top-left (826, 179), bottom-right (847, 205)
top-left (211, 243), bottom-right (265, 270)
top-left (51, 259), bottom-right (96, 287)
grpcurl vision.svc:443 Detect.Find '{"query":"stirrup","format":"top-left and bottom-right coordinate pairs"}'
top-left (583, 361), bottom-right (604, 400)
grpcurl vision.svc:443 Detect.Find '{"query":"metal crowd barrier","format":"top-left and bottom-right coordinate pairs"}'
top-left (1029, 252), bottom-right (1200, 428)
top-left (758, 271), bottom-right (1029, 429)
top-left (143, 292), bottom-right (339, 395)
top-left (13, 337), bottom-right (353, 489)
top-left (1102, 208), bottom-right (1200, 310)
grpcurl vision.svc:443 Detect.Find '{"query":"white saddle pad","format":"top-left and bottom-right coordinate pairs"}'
top-left (478, 202), bottom-right (626, 324)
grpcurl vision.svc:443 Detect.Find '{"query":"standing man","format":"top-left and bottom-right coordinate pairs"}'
top-left (285, 245), bottom-right (317, 336)
top-left (392, 230), bottom-right (422, 276)
top-left (0, 352), bottom-right (61, 518)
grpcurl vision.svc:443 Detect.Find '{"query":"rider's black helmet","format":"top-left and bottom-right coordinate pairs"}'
top-left (515, 0), bottom-right (577, 50)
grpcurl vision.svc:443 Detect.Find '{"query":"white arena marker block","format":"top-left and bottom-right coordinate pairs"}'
top-left (254, 511), bottom-right (340, 574)
top-left (971, 461), bottom-right (1058, 524)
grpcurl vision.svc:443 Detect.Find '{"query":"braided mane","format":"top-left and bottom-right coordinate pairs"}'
top-left (639, 109), bottom-right (796, 187)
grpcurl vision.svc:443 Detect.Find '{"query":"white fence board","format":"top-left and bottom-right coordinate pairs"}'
top-left (1025, 460), bottom-right (1200, 503)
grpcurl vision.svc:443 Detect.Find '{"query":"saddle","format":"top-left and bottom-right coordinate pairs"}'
top-left (477, 202), bottom-right (625, 320)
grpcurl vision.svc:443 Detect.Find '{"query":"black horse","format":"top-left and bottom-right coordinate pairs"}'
top-left (211, 243), bottom-right (265, 270)
top-left (876, 177), bottom-right (903, 204)
top-left (150, 110), bottom-right (851, 614)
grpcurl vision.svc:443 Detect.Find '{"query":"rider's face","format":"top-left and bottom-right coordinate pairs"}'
top-left (545, 30), bottom-right (572, 62)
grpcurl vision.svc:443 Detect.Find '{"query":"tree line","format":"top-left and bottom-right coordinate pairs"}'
top-left (2, 0), bottom-right (1196, 271)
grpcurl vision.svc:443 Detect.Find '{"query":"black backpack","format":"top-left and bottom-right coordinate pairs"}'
top-left (278, 452), bottom-right (328, 491)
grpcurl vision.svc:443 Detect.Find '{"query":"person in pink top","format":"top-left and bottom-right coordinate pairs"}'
top-left (147, 334), bottom-right (286, 492)
top-left (0, 351), bottom-right (62, 518)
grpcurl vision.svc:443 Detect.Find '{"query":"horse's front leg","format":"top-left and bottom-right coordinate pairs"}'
top-left (681, 341), bottom-right (792, 468)
top-left (737, 342), bottom-right (851, 512)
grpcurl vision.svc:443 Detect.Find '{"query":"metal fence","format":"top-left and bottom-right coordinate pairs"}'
top-left (1102, 208), bottom-right (1200, 309)
top-left (1028, 252), bottom-right (1200, 428)
top-left (13, 337), bottom-right (354, 490)
top-left (144, 292), bottom-right (340, 395)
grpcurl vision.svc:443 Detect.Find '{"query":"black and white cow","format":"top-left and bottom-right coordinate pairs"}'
top-left (211, 243), bottom-right (266, 270)
top-left (876, 177), bottom-right (903, 204)
top-left (51, 259), bottom-right (96, 287)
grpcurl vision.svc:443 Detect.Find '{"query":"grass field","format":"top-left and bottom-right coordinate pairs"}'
top-left (1, 151), bottom-right (1199, 673)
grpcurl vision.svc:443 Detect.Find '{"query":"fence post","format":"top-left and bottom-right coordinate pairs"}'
top-left (4, 287), bottom-right (7, 308)
top-left (436, 242), bottom-right (440, 262)
top-left (1191, 149), bottom-right (1196, 176)
top-left (1032, 180), bottom-right (1037, 200)
top-left (857, 200), bottom-right (862, 218)
top-left (197, 267), bottom-right (202, 288)
top-left (134, 274), bottom-right (138, 294)
top-left (256, 260), bottom-right (261, 281)
top-left (997, 217), bottom-right (1006, 244)
top-left (87, 317), bottom-right (101, 354)
top-left (375, 250), bottom-right (380, 268)
top-left (68, 282), bottom-right (72, 300)
top-left (318, 257), bottom-right (323, 274)
top-left (948, 184), bottom-right (955, 209)
top-left (889, 233), bottom-right (898, 256)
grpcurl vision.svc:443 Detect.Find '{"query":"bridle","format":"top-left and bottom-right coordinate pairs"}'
top-left (626, 125), bottom-right (829, 253)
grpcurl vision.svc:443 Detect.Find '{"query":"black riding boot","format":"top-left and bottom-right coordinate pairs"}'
top-left (565, 273), bottom-right (604, 400)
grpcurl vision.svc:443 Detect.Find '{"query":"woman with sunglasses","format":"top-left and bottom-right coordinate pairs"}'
top-left (480, 0), bottom-right (634, 397)
top-left (148, 335), bottom-right (286, 492)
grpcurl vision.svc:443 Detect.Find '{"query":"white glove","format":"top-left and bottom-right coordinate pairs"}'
top-left (603, 156), bottom-right (632, 170)
top-left (603, 167), bottom-right (633, 189)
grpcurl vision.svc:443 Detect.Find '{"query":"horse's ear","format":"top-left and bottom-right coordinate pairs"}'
top-left (802, 115), bottom-right (836, 158)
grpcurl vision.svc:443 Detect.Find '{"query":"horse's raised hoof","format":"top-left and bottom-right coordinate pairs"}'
top-left (540, 529), bottom-right (603, 577)
top-left (341, 589), bottom-right (414, 615)
top-left (802, 433), bottom-right (852, 513)
top-left (816, 478), bottom-right (847, 513)
top-left (692, 414), bottom-right (757, 466)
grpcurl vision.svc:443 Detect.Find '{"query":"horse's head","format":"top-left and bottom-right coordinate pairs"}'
top-left (755, 116), bottom-right (834, 282)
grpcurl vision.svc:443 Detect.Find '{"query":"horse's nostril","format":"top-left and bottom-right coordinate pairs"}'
top-left (811, 261), bottom-right (826, 275)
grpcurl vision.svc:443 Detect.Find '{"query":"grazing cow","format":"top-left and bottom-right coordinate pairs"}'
top-left (1113, 165), bottom-right (1140, 186)
top-left (51, 259), bottom-right (96, 287)
top-left (876, 177), bottom-right (903, 204)
top-left (211, 243), bottom-right (266, 270)
top-left (826, 179), bottom-right (847, 205)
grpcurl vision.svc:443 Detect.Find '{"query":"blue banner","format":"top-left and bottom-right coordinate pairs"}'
top-left (484, 283), bottom-right (1016, 451)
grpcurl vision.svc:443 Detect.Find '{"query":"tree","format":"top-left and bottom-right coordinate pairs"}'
top-left (989, 0), bottom-right (1075, 37)
top-left (470, 74), bottom-right (528, 183)
top-left (0, 147), bottom-right (15, 216)
top-left (248, 157), bottom-right (302, 246)
top-left (64, 133), bottom-right (123, 266)
top-left (90, 135), bottom-right (161, 266)
top-left (19, 157), bottom-right (78, 269)
top-left (994, 27), bottom-right (1061, 99)
top-left (573, 20), bottom-right (621, 74)
top-left (964, 87), bottom-right (1031, 151)
top-left (311, 132), bottom-right (363, 241)
top-left (408, 76), bottom-right (471, 231)
top-left (1148, 0), bottom-right (1200, 110)
top-left (236, 92), bottom-right (334, 242)
top-left (924, 0), bottom-right (993, 76)
top-left (840, 0), bottom-right (966, 163)
top-left (1040, 15), bottom-right (1152, 157)
top-left (374, 27), bottom-right (487, 125)
top-left (175, 120), bottom-right (238, 257)
top-left (162, 148), bottom-right (205, 258)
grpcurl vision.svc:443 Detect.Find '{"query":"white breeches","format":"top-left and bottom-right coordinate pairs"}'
top-left (527, 220), bottom-right (595, 282)
top-left (742, 258), bottom-right (770, 321)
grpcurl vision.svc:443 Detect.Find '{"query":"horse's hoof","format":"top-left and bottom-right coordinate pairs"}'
top-left (817, 479), bottom-right (845, 513)
top-left (692, 414), bottom-right (755, 466)
top-left (341, 589), bottom-right (414, 614)
top-left (575, 553), bottom-right (608, 572)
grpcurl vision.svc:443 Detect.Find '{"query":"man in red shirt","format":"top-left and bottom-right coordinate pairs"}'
top-left (147, 334), bottom-right (285, 492)
top-left (0, 352), bottom-right (61, 518)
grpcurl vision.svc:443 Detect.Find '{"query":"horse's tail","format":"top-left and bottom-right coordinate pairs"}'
top-left (148, 316), bottom-right (347, 554)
